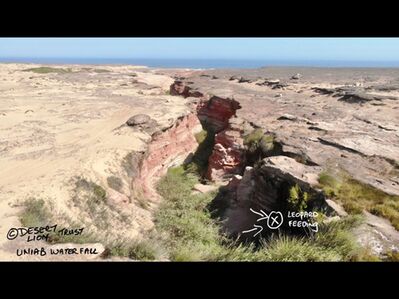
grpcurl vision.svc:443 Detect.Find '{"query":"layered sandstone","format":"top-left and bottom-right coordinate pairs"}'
top-left (132, 112), bottom-right (202, 202)
top-left (197, 95), bottom-right (241, 132)
top-left (206, 118), bottom-right (246, 181)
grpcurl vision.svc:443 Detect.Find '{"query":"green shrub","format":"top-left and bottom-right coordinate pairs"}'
top-left (127, 241), bottom-right (158, 260)
top-left (259, 134), bottom-right (275, 153)
top-left (243, 129), bottom-right (275, 153)
top-left (23, 67), bottom-right (72, 74)
top-left (243, 129), bottom-right (264, 145)
top-left (194, 130), bottom-right (207, 144)
top-left (20, 198), bottom-right (51, 227)
top-left (288, 184), bottom-right (309, 211)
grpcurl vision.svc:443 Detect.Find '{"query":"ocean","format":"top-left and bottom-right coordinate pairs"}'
top-left (1, 57), bottom-right (399, 69)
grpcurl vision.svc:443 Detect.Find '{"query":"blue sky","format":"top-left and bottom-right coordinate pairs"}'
top-left (0, 38), bottom-right (399, 61)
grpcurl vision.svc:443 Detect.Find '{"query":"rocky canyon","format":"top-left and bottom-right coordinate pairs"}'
top-left (1, 63), bottom-right (399, 261)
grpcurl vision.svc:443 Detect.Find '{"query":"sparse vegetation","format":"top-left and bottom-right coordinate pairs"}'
top-left (287, 184), bottom-right (309, 212)
top-left (318, 170), bottom-right (399, 230)
top-left (155, 165), bottom-right (366, 261)
top-left (23, 67), bottom-right (72, 74)
top-left (19, 170), bottom-right (372, 261)
top-left (244, 129), bottom-right (264, 149)
top-left (107, 175), bottom-right (123, 192)
top-left (244, 129), bottom-right (275, 153)
top-left (104, 239), bottom-right (160, 260)
top-left (121, 152), bottom-right (135, 177)
top-left (121, 151), bottom-right (143, 178)
top-left (243, 129), bottom-right (278, 166)
top-left (19, 198), bottom-right (98, 244)
top-left (133, 188), bottom-right (150, 210)
top-left (71, 177), bottom-right (111, 230)
top-left (194, 130), bottom-right (207, 144)
top-left (185, 128), bottom-right (215, 176)
top-left (156, 166), bottom-right (250, 261)
top-left (92, 68), bottom-right (110, 73)
top-left (74, 177), bottom-right (107, 204)
top-left (385, 250), bottom-right (399, 261)
top-left (260, 235), bottom-right (340, 261)
top-left (20, 198), bottom-right (51, 227)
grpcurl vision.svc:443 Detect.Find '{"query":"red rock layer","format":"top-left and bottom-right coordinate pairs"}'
top-left (132, 113), bottom-right (202, 202)
top-left (206, 122), bottom-right (246, 181)
top-left (197, 96), bottom-right (241, 132)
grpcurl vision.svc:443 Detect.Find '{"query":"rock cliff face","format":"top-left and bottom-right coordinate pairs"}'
top-left (205, 128), bottom-right (244, 181)
top-left (134, 71), bottom-right (399, 255)
top-left (133, 81), bottom-right (245, 201)
top-left (131, 69), bottom-right (399, 257)
top-left (205, 118), bottom-right (247, 181)
top-left (197, 95), bottom-right (241, 132)
top-left (220, 156), bottom-right (331, 239)
top-left (187, 94), bottom-right (244, 182)
top-left (132, 112), bottom-right (202, 202)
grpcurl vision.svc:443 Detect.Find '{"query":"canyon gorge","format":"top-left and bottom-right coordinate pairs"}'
top-left (1, 64), bottom-right (399, 261)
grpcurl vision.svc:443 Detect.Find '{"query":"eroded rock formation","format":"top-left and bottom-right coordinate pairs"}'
top-left (170, 81), bottom-right (203, 98)
top-left (132, 112), bottom-right (202, 202)
top-left (197, 95), bottom-right (241, 132)
top-left (219, 156), bottom-right (331, 239)
top-left (134, 71), bottom-right (399, 256)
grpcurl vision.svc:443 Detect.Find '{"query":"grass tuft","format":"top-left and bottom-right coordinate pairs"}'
top-left (103, 239), bottom-right (161, 260)
top-left (318, 170), bottom-right (399, 230)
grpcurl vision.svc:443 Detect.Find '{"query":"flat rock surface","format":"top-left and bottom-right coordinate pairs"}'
top-left (160, 67), bottom-right (399, 196)
top-left (353, 211), bottom-right (399, 256)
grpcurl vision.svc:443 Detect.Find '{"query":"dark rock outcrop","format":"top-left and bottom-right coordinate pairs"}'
top-left (126, 114), bottom-right (158, 133)
top-left (312, 86), bottom-right (399, 103)
top-left (291, 73), bottom-right (302, 80)
top-left (220, 156), bottom-right (333, 239)
top-left (197, 95), bottom-right (241, 132)
top-left (126, 114), bottom-right (151, 126)
top-left (170, 81), bottom-right (203, 98)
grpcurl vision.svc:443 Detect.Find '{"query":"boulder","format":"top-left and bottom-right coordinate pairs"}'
top-left (353, 211), bottom-right (399, 257)
top-left (291, 73), bottom-right (302, 80)
top-left (126, 114), bottom-right (159, 134)
top-left (260, 156), bottom-right (323, 188)
top-left (126, 114), bottom-right (151, 126)
top-left (325, 199), bottom-right (348, 217)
